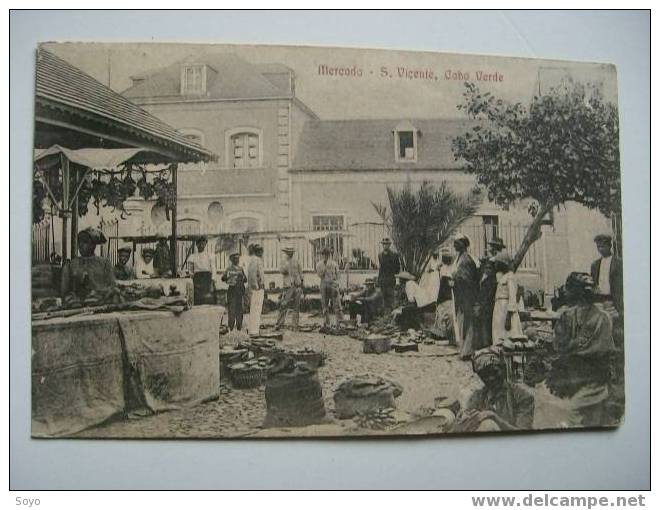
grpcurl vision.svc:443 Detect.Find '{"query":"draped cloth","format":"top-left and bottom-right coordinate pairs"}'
top-left (452, 252), bottom-right (480, 358)
top-left (32, 307), bottom-right (220, 437)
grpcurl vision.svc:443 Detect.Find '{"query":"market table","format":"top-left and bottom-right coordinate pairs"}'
top-left (32, 305), bottom-right (222, 437)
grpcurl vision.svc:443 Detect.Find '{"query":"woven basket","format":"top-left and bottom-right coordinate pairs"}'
top-left (219, 349), bottom-right (247, 381)
top-left (363, 335), bottom-right (391, 354)
top-left (230, 366), bottom-right (267, 389)
top-left (287, 350), bottom-right (326, 368)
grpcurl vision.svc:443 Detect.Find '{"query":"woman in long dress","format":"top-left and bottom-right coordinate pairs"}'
top-left (451, 234), bottom-right (480, 359)
top-left (491, 251), bottom-right (524, 343)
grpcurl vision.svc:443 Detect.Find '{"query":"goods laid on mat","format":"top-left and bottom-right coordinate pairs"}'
top-left (363, 334), bottom-right (391, 354)
top-left (353, 407), bottom-right (401, 430)
top-left (263, 357), bottom-right (327, 428)
top-left (229, 359), bottom-right (268, 389)
top-left (284, 347), bottom-right (327, 368)
top-left (333, 376), bottom-right (403, 419)
top-left (241, 339), bottom-right (285, 360)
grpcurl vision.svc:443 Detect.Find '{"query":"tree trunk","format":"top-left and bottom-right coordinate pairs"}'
top-left (512, 202), bottom-right (554, 272)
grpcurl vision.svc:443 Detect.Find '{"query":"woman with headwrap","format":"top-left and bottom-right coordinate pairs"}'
top-left (60, 227), bottom-right (119, 307)
top-left (533, 272), bottom-right (616, 429)
top-left (451, 234), bottom-right (481, 359)
top-left (453, 347), bottom-right (535, 432)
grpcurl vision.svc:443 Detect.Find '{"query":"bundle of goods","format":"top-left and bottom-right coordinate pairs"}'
top-left (333, 376), bottom-right (403, 419)
top-left (258, 331), bottom-right (284, 341)
top-left (339, 319), bottom-right (358, 331)
top-left (219, 346), bottom-right (249, 381)
top-left (348, 328), bottom-right (369, 341)
top-left (285, 347), bottom-right (327, 368)
top-left (353, 407), bottom-right (398, 430)
top-left (263, 356), bottom-right (327, 428)
top-left (319, 325), bottom-right (348, 336)
top-left (297, 324), bottom-right (319, 333)
top-left (32, 296), bottom-right (62, 313)
top-left (229, 358), bottom-right (268, 389)
top-left (247, 339), bottom-right (285, 360)
top-left (363, 334), bottom-right (391, 354)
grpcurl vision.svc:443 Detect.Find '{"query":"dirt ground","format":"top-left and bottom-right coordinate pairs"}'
top-left (75, 312), bottom-right (482, 439)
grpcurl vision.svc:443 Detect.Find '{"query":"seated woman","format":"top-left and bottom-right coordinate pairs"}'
top-left (453, 347), bottom-right (534, 432)
top-left (533, 272), bottom-right (615, 429)
top-left (135, 248), bottom-right (156, 279)
top-left (60, 227), bottom-right (119, 307)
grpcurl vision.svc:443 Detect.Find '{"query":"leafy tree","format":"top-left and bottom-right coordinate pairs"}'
top-left (373, 181), bottom-right (481, 276)
top-left (452, 80), bottom-right (620, 270)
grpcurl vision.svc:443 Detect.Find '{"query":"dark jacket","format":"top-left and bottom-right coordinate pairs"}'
top-left (590, 256), bottom-right (624, 313)
top-left (377, 250), bottom-right (401, 287)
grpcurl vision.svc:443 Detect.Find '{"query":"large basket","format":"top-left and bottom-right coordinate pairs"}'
top-left (230, 365), bottom-right (267, 389)
top-left (219, 349), bottom-right (248, 381)
top-left (363, 335), bottom-right (391, 354)
top-left (287, 350), bottom-right (326, 368)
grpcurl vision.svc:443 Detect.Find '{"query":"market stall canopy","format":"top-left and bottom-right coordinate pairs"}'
top-left (33, 145), bottom-right (168, 170)
top-left (34, 48), bottom-right (217, 164)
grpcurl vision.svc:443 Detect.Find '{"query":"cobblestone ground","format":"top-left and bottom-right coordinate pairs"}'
top-left (76, 313), bottom-right (480, 439)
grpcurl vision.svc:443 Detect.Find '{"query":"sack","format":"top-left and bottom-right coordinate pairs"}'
top-left (333, 376), bottom-right (403, 419)
top-left (263, 357), bottom-right (327, 427)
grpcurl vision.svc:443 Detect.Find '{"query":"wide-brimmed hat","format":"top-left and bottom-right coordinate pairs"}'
top-left (364, 277), bottom-right (376, 285)
top-left (77, 227), bottom-right (107, 245)
top-left (141, 247), bottom-right (155, 256)
top-left (381, 237), bottom-right (392, 245)
top-left (117, 246), bottom-right (132, 254)
top-left (395, 271), bottom-right (416, 281)
top-left (282, 247), bottom-right (295, 254)
top-left (229, 251), bottom-right (241, 259)
top-left (594, 234), bottom-right (613, 244)
top-left (488, 237), bottom-right (506, 249)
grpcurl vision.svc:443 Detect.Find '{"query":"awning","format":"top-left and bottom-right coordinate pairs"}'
top-left (34, 145), bottom-right (159, 170)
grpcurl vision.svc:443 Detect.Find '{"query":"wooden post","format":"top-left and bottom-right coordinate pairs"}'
top-left (70, 167), bottom-right (79, 258)
top-left (61, 154), bottom-right (70, 260)
top-left (170, 163), bottom-right (178, 276)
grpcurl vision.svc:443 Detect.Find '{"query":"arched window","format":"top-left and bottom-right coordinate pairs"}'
top-left (226, 128), bottom-right (262, 169)
top-left (179, 128), bottom-right (205, 146)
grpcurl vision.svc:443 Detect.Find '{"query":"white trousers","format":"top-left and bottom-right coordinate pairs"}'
top-left (248, 289), bottom-right (265, 336)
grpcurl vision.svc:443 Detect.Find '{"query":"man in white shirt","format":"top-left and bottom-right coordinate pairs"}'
top-left (590, 234), bottom-right (623, 314)
top-left (188, 236), bottom-right (218, 304)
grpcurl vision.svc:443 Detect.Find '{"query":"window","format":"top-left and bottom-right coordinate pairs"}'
top-left (312, 215), bottom-right (345, 265)
top-left (230, 217), bottom-right (260, 233)
top-left (312, 215), bottom-right (344, 231)
top-left (178, 129), bottom-right (205, 146)
top-left (394, 121), bottom-right (418, 162)
top-left (229, 132), bottom-right (260, 168)
top-left (181, 65), bottom-right (206, 95)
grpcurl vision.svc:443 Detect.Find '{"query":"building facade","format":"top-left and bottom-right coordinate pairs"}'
top-left (115, 53), bottom-right (613, 293)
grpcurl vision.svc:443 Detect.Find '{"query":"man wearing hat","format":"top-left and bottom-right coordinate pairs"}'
top-left (316, 246), bottom-right (344, 327)
top-left (487, 236), bottom-right (506, 257)
top-left (222, 251), bottom-right (247, 331)
top-left (590, 234), bottom-right (623, 315)
top-left (347, 278), bottom-right (384, 325)
top-left (61, 227), bottom-right (118, 307)
top-left (247, 243), bottom-right (266, 336)
top-left (114, 246), bottom-right (136, 280)
top-left (377, 237), bottom-right (401, 312)
top-left (136, 247), bottom-right (156, 279)
top-left (275, 246), bottom-right (304, 330)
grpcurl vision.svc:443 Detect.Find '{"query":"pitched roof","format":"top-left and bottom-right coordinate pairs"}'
top-left (35, 48), bottom-right (217, 163)
top-left (122, 53), bottom-right (293, 101)
top-left (291, 118), bottom-right (475, 171)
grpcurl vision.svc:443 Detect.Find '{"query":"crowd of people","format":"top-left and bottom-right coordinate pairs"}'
top-left (53, 224), bottom-right (624, 430)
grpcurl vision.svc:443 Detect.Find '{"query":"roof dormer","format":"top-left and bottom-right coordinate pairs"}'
top-left (180, 63), bottom-right (209, 96)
